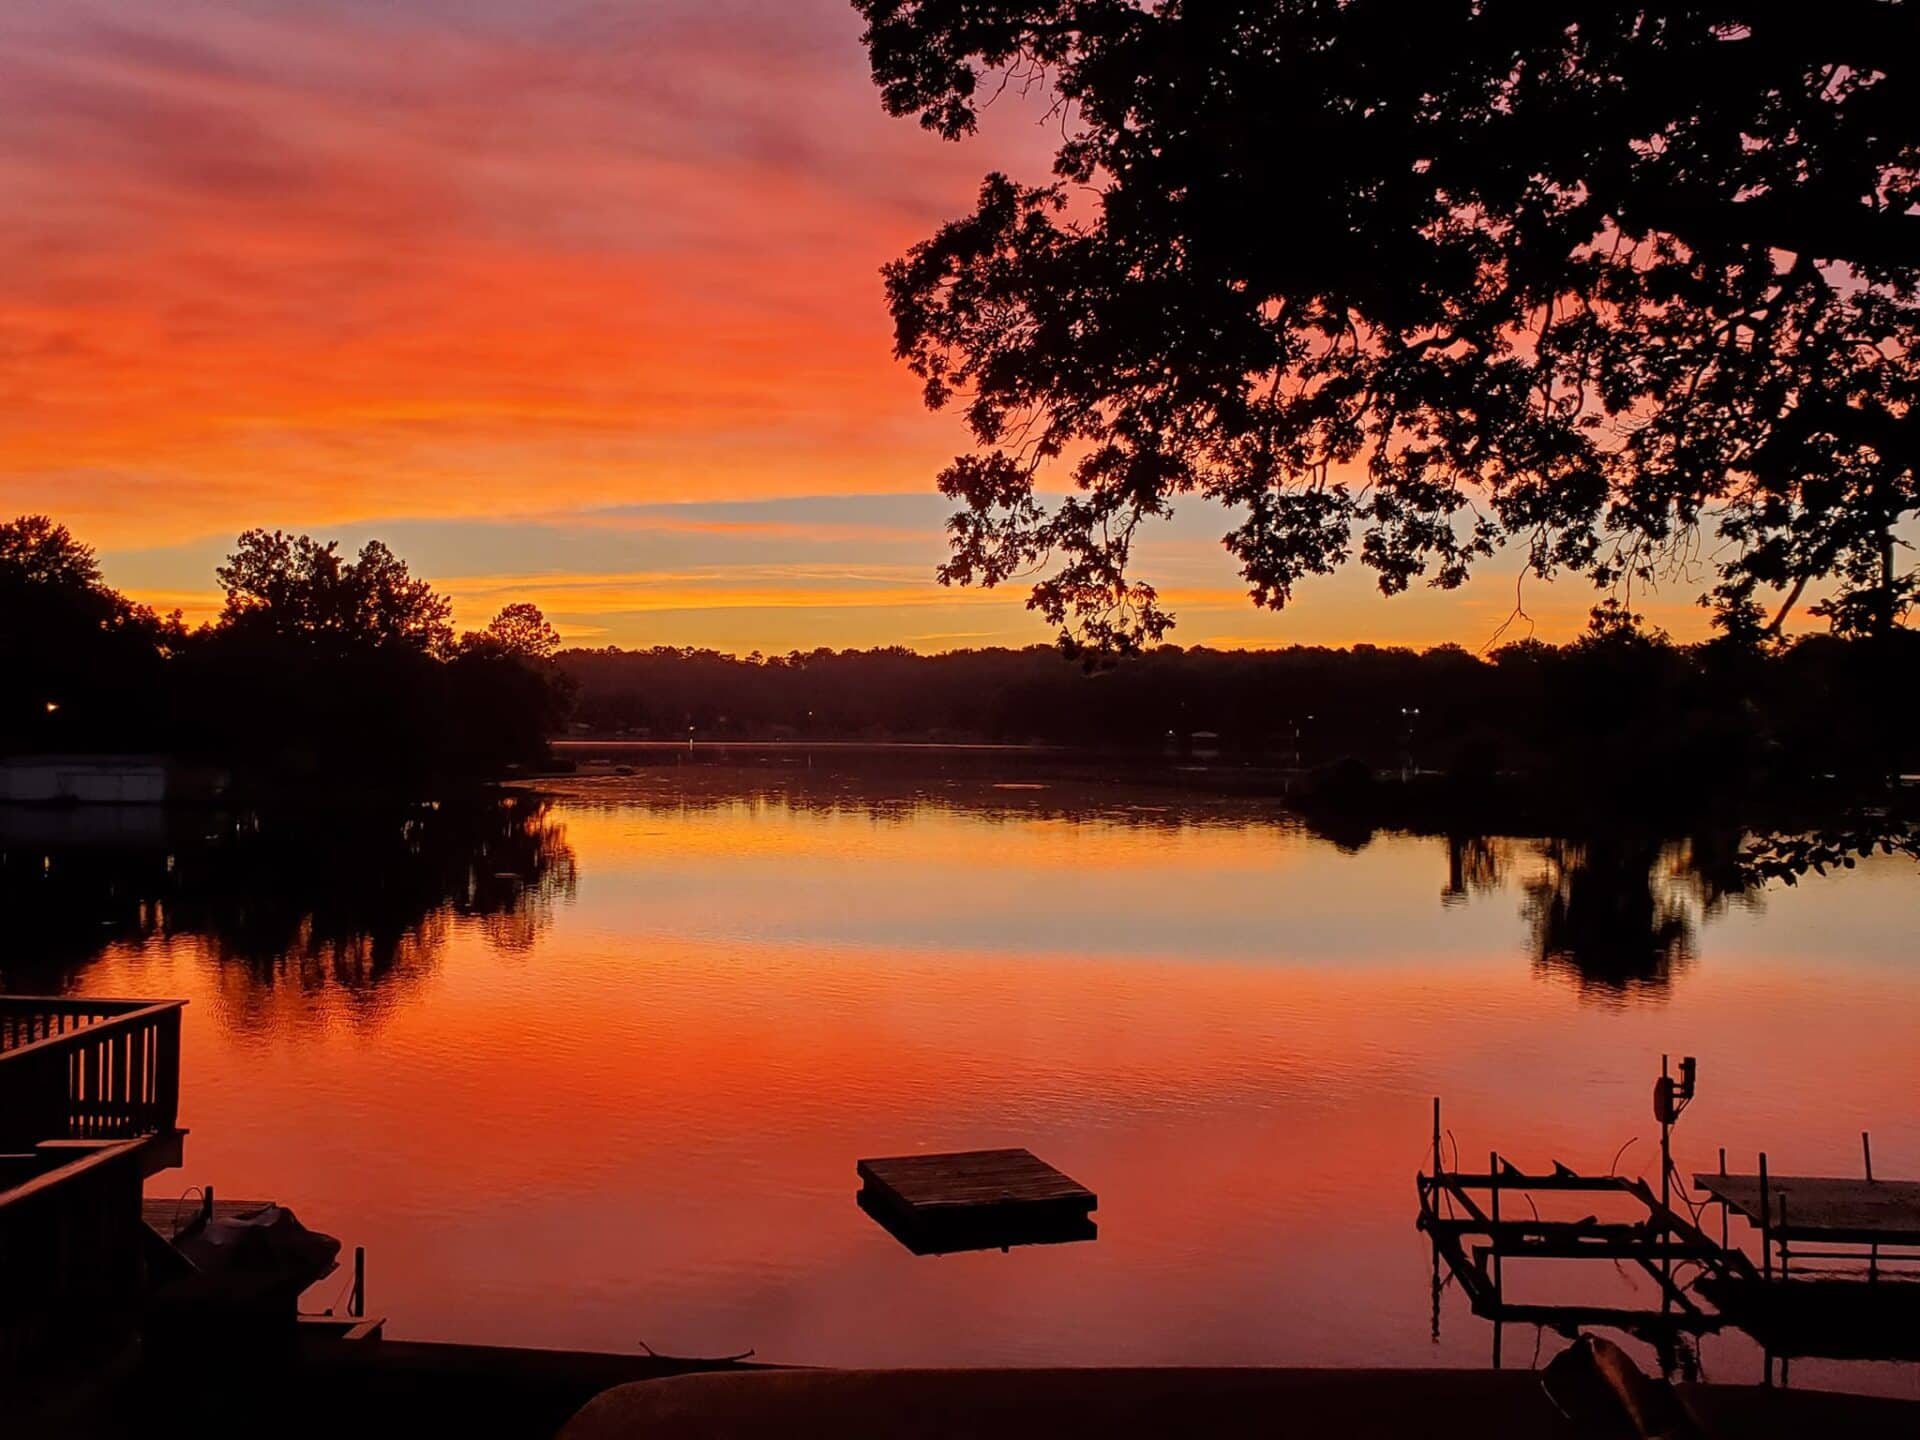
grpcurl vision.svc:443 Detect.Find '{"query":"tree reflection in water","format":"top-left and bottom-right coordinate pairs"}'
top-left (552, 768), bottom-right (1779, 1007)
top-left (1519, 834), bottom-right (1758, 1003)
top-left (5, 759), bottom-right (1788, 1018)
top-left (0, 794), bottom-right (576, 1005)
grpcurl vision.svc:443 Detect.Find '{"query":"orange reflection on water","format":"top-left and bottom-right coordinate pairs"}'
top-left (50, 777), bottom-right (1920, 1390)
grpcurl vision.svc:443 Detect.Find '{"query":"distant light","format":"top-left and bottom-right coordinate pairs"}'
top-left (44, 701), bottom-right (59, 713)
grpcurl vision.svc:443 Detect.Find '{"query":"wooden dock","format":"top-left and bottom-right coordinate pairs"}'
top-left (856, 1149), bottom-right (1096, 1255)
top-left (1694, 1173), bottom-right (1920, 1247)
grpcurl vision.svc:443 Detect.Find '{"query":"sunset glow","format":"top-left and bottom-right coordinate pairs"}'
top-left (2, 2), bottom-right (1714, 650)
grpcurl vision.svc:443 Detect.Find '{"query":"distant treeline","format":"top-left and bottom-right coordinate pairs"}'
top-left (560, 610), bottom-right (1916, 796)
top-left (10, 513), bottom-right (1915, 805)
top-left (3, 517), bottom-right (570, 790)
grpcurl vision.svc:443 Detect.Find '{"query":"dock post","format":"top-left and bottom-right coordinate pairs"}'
top-left (202, 1184), bottom-right (213, 1227)
top-left (1758, 1153), bottom-right (1771, 1282)
top-left (352, 1246), bottom-right (366, 1318)
top-left (1431, 1097), bottom-right (1442, 1182)
top-left (1488, 1150), bottom-right (1502, 1303)
top-left (1864, 1132), bottom-right (1879, 1280)
top-left (1717, 1147), bottom-right (1729, 1248)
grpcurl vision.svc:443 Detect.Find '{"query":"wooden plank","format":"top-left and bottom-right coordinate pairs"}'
top-left (113, 1030), bottom-right (129, 1121)
top-left (1695, 1173), bottom-right (1920, 1245)
top-left (0, 1138), bottom-right (148, 1212)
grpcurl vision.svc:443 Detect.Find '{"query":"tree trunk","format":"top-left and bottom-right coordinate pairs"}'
top-left (1880, 524), bottom-right (1898, 641)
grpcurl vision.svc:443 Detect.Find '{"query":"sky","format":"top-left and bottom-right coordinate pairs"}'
top-left (1, 0), bottom-right (1722, 652)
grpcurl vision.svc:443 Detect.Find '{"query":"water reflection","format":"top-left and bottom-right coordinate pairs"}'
top-left (37, 765), bottom-right (1919, 1388)
top-left (0, 794), bottom-right (576, 1001)
top-left (0, 766), bottom-right (1793, 1013)
top-left (1522, 836), bottom-right (1759, 1003)
top-left (1442, 833), bottom-right (1513, 904)
top-left (549, 767), bottom-right (1760, 1003)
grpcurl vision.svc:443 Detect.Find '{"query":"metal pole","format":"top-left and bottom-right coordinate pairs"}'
top-left (1660, 1057), bottom-right (1672, 1300)
top-left (1430, 1232), bottom-right (1441, 1344)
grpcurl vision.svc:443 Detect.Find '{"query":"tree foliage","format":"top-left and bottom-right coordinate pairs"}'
top-left (216, 530), bottom-right (455, 657)
top-left (0, 515), bottom-right (178, 750)
top-left (464, 601), bottom-right (563, 661)
top-left (2, 514), bottom-right (111, 593)
top-left (857, 1), bottom-right (1920, 650)
top-left (6, 516), bottom-right (567, 786)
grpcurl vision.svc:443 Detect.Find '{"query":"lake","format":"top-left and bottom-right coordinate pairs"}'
top-left (10, 755), bottom-right (1919, 1395)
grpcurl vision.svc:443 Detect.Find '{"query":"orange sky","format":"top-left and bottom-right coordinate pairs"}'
top-left (0, 1), bottom-right (1726, 651)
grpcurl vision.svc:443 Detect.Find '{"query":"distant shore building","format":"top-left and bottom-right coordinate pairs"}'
top-left (0, 754), bottom-right (175, 805)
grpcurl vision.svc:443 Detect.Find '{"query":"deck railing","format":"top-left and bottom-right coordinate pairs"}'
top-left (0, 1138), bottom-right (149, 1375)
top-left (0, 997), bottom-right (184, 1150)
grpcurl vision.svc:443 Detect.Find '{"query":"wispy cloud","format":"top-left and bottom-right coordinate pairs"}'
top-left (0, 2), bottom-right (1051, 546)
top-left (9, 5), bottom-right (1726, 652)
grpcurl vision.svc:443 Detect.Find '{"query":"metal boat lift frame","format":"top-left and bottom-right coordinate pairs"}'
top-left (1416, 1096), bottom-right (1754, 1368)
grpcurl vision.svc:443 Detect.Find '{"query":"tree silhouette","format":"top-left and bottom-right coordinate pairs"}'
top-left (858, 3), bottom-right (1918, 651)
top-left (447, 603), bottom-right (575, 772)
top-left (464, 602), bottom-right (562, 661)
top-left (216, 530), bottom-right (454, 657)
top-left (2, 515), bottom-right (112, 592)
top-left (1, 515), bottom-right (179, 750)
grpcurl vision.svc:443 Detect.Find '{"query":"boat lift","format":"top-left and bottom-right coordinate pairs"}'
top-left (1419, 1058), bottom-right (1916, 1382)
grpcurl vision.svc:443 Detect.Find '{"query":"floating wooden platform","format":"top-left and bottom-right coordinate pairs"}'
top-left (1694, 1174), bottom-right (1920, 1245)
top-left (856, 1149), bottom-right (1096, 1255)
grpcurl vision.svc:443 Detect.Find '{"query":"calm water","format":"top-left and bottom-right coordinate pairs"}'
top-left (11, 761), bottom-right (1919, 1393)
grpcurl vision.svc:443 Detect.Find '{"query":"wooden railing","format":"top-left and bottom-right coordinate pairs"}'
top-left (0, 997), bottom-right (184, 1151)
top-left (0, 1138), bottom-right (149, 1375)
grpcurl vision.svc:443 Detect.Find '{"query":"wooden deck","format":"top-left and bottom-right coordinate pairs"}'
top-left (856, 1149), bottom-right (1097, 1255)
top-left (1694, 1173), bottom-right (1920, 1245)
